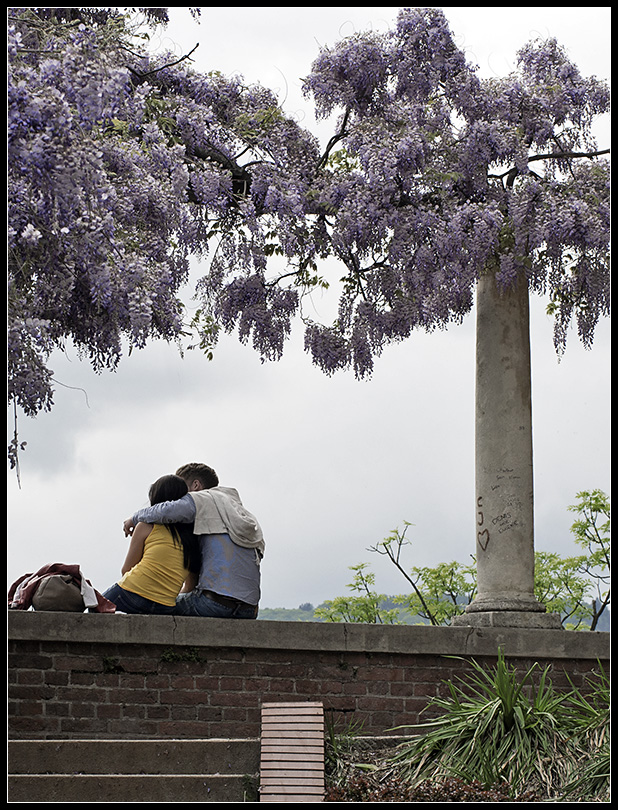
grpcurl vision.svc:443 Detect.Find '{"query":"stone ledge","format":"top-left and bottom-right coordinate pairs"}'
top-left (8, 611), bottom-right (609, 661)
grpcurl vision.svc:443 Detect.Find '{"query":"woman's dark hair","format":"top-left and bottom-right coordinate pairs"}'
top-left (148, 475), bottom-right (200, 573)
top-left (149, 474), bottom-right (189, 506)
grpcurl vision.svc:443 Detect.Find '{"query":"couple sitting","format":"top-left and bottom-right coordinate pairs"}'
top-left (103, 463), bottom-right (264, 619)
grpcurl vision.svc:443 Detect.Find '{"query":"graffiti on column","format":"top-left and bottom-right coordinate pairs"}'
top-left (492, 469), bottom-right (523, 535)
top-left (477, 496), bottom-right (490, 550)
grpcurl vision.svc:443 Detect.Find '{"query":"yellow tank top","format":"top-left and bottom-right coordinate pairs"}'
top-left (119, 524), bottom-right (190, 607)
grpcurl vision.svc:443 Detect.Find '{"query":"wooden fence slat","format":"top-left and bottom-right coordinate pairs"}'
top-left (261, 785), bottom-right (324, 793)
top-left (262, 730), bottom-right (324, 735)
top-left (261, 762), bottom-right (323, 770)
top-left (260, 744), bottom-right (324, 751)
top-left (260, 745), bottom-right (323, 752)
top-left (262, 725), bottom-right (324, 733)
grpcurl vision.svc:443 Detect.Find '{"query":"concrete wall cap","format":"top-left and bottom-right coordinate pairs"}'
top-left (8, 611), bottom-right (609, 661)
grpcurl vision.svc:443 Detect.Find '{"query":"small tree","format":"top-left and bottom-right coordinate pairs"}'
top-left (314, 563), bottom-right (401, 624)
top-left (567, 489), bottom-right (610, 630)
top-left (369, 523), bottom-right (476, 625)
top-left (535, 490), bottom-right (611, 629)
top-left (534, 552), bottom-right (596, 630)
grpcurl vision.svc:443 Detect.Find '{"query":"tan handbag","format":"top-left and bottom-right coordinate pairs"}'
top-left (31, 574), bottom-right (85, 612)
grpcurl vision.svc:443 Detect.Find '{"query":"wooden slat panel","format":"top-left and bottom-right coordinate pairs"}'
top-left (261, 756), bottom-right (323, 764)
top-left (262, 725), bottom-right (324, 732)
top-left (261, 777), bottom-right (324, 786)
top-left (259, 702), bottom-right (324, 803)
top-left (262, 743), bottom-right (322, 751)
top-left (261, 784), bottom-right (324, 791)
top-left (262, 784), bottom-right (324, 790)
top-left (261, 760), bottom-right (322, 768)
top-left (262, 730), bottom-right (323, 736)
top-left (260, 742), bottom-right (323, 748)
top-left (260, 748), bottom-right (323, 756)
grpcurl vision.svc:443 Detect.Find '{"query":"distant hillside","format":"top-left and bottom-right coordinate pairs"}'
top-left (258, 600), bottom-right (610, 629)
top-left (257, 602), bottom-right (429, 625)
top-left (257, 605), bottom-right (324, 622)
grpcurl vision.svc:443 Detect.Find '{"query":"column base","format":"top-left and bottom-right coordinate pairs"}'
top-left (464, 595), bottom-right (547, 613)
top-left (451, 610), bottom-right (563, 629)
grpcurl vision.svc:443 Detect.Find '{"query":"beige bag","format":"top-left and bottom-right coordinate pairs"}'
top-left (32, 574), bottom-right (85, 612)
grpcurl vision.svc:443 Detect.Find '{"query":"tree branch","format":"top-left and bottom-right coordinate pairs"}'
top-left (528, 147), bottom-right (610, 163)
top-left (370, 529), bottom-right (439, 626)
top-left (128, 43), bottom-right (199, 80)
top-left (316, 109), bottom-right (351, 170)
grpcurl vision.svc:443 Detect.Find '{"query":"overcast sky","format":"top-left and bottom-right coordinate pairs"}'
top-left (7, 7), bottom-right (611, 610)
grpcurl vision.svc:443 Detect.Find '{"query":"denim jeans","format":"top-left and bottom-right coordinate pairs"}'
top-left (102, 583), bottom-right (177, 615)
top-left (174, 589), bottom-right (258, 619)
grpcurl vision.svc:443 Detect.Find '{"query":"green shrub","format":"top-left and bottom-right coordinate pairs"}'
top-left (387, 651), bottom-right (609, 802)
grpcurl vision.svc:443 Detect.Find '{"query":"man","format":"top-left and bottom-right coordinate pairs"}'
top-left (123, 463), bottom-right (264, 619)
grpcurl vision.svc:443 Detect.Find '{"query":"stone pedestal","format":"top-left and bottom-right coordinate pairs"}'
top-left (453, 272), bottom-right (562, 630)
top-left (452, 610), bottom-right (562, 628)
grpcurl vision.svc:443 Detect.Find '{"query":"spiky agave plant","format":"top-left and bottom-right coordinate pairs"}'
top-left (387, 650), bottom-right (585, 800)
top-left (560, 665), bottom-right (610, 802)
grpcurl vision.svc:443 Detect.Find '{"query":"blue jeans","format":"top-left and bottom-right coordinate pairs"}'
top-left (102, 583), bottom-right (177, 615)
top-left (174, 589), bottom-right (258, 619)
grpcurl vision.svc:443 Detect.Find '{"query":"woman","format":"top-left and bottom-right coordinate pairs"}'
top-left (103, 475), bottom-right (200, 614)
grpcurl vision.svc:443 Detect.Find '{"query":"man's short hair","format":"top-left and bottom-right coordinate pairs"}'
top-left (176, 463), bottom-right (219, 489)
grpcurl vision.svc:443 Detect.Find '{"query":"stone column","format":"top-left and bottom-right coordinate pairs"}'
top-left (453, 272), bottom-right (561, 629)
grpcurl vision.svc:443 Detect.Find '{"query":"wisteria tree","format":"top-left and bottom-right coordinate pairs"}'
top-left (8, 8), bottom-right (610, 619)
top-left (9, 7), bottom-right (609, 415)
top-left (297, 7), bottom-right (609, 624)
top-left (9, 6), bottom-right (610, 407)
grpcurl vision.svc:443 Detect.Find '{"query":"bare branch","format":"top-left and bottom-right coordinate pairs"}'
top-left (316, 109), bottom-right (351, 170)
top-left (128, 43), bottom-right (199, 79)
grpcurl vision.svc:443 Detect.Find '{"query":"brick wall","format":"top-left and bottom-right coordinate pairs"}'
top-left (8, 612), bottom-right (609, 740)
